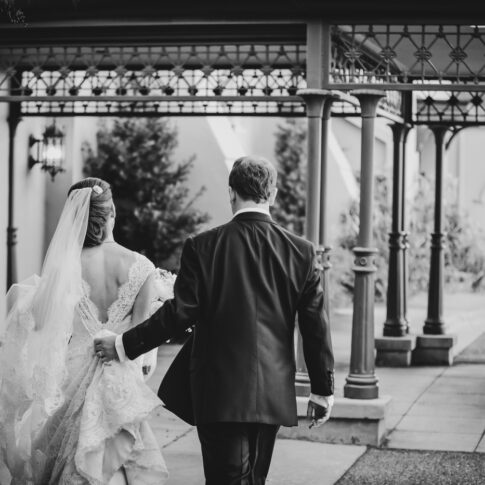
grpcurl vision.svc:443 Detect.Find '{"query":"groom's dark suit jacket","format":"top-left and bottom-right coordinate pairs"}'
top-left (122, 211), bottom-right (334, 426)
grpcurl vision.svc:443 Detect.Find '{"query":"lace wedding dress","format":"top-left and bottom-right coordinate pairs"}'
top-left (3, 252), bottom-right (172, 485)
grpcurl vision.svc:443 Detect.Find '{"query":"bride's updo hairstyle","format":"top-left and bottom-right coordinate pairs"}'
top-left (68, 177), bottom-right (113, 247)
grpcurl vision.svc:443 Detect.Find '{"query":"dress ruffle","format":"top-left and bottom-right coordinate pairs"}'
top-left (34, 345), bottom-right (168, 485)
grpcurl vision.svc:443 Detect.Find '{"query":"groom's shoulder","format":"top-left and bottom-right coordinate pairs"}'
top-left (191, 220), bottom-right (314, 253)
top-left (191, 220), bottom-right (233, 244)
top-left (273, 223), bottom-right (314, 251)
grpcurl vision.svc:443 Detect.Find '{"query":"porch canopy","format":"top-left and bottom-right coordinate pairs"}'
top-left (2, 1), bottom-right (485, 432)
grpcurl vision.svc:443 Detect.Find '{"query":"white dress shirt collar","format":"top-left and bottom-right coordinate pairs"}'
top-left (233, 207), bottom-right (271, 218)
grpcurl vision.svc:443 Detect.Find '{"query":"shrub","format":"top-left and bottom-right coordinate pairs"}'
top-left (83, 118), bottom-right (210, 271)
top-left (271, 118), bottom-right (485, 306)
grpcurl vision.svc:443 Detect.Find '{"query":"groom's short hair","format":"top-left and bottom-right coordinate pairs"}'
top-left (229, 156), bottom-right (277, 203)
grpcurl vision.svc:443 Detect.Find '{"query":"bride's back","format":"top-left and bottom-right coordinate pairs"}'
top-left (81, 242), bottom-right (136, 323)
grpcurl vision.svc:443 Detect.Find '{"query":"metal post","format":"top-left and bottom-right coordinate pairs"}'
top-left (383, 123), bottom-right (407, 337)
top-left (424, 125), bottom-right (448, 335)
top-left (344, 90), bottom-right (384, 399)
top-left (295, 89), bottom-right (326, 395)
top-left (293, 20), bottom-right (333, 396)
top-left (301, 91), bottom-right (325, 243)
top-left (401, 126), bottom-right (411, 329)
top-left (7, 102), bottom-right (21, 289)
top-left (319, 94), bottom-right (340, 313)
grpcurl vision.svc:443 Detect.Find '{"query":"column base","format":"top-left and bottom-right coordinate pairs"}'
top-left (343, 374), bottom-right (379, 399)
top-left (375, 335), bottom-right (416, 367)
top-left (412, 334), bottom-right (457, 366)
top-left (278, 396), bottom-right (391, 446)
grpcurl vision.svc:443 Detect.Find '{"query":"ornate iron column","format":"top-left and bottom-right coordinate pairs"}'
top-left (413, 125), bottom-right (456, 365)
top-left (294, 20), bottom-right (333, 396)
top-left (319, 94), bottom-right (340, 313)
top-left (375, 123), bottom-right (415, 366)
top-left (295, 88), bottom-right (327, 395)
top-left (424, 125), bottom-right (448, 335)
top-left (344, 90), bottom-right (384, 399)
top-left (299, 90), bottom-right (325, 242)
top-left (384, 123), bottom-right (407, 336)
top-left (401, 126), bottom-right (411, 329)
top-left (7, 102), bottom-right (21, 289)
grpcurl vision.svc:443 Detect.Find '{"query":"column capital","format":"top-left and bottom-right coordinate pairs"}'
top-left (428, 124), bottom-right (449, 143)
top-left (351, 89), bottom-right (385, 118)
top-left (388, 122), bottom-right (411, 142)
top-left (7, 102), bottom-right (22, 133)
top-left (297, 89), bottom-right (339, 117)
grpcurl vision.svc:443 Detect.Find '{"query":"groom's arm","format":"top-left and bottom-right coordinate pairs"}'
top-left (122, 237), bottom-right (200, 361)
top-left (296, 246), bottom-right (335, 397)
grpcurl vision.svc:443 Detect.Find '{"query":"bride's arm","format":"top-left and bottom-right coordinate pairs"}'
top-left (132, 273), bottom-right (160, 380)
top-left (132, 272), bottom-right (159, 325)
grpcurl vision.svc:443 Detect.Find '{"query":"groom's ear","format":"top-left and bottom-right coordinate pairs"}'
top-left (228, 186), bottom-right (236, 204)
top-left (268, 188), bottom-right (278, 206)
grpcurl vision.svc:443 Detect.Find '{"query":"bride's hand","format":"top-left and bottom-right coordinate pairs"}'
top-left (93, 332), bottom-right (118, 364)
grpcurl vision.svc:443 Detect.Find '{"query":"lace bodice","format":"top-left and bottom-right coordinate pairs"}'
top-left (78, 252), bottom-right (156, 335)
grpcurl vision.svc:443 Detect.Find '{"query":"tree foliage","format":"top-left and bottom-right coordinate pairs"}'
top-left (407, 174), bottom-right (485, 292)
top-left (84, 118), bottom-right (210, 271)
top-left (272, 118), bottom-right (307, 236)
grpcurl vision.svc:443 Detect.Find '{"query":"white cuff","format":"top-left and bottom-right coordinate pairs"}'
top-left (310, 393), bottom-right (334, 408)
top-left (115, 334), bottom-right (127, 362)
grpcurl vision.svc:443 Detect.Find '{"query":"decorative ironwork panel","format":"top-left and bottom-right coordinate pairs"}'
top-left (0, 44), bottom-right (307, 112)
top-left (330, 25), bottom-right (485, 90)
top-left (20, 98), bottom-right (306, 116)
top-left (414, 90), bottom-right (485, 124)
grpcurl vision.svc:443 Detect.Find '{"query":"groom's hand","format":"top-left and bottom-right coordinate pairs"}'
top-left (307, 394), bottom-right (334, 428)
top-left (94, 334), bottom-right (118, 364)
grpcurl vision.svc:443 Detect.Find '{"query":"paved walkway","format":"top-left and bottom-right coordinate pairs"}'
top-left (145, 291), bottom-right (485, 484)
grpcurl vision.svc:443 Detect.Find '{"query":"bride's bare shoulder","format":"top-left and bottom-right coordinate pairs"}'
top-left (81, 242), bottom-right (138, 279)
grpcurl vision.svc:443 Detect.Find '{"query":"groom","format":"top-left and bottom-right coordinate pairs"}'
top-left (95, 155), bottom-right (335, 485)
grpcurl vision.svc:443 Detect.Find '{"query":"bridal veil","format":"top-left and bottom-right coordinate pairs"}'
top-left (0, 187), bottom-right (91, 482)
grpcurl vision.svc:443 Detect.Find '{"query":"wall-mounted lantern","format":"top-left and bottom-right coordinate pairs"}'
top-left (28, 121), bottom-right (66, 181)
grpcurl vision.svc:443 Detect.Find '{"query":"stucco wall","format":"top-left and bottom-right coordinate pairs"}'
top-left (453, 127), bottom-right (485, 231)
top-left (14, 117), bottom-right (47, 280)
top-left (0, 102), bottom-right (8, 319)
top-left (172, 117), bottom-right (234, 229)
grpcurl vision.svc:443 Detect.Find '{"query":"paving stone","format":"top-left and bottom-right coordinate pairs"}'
top-left (444, 364), bottom-right (485, 377)
top-left (268, 440), bottom-right (366, 485)
top-left (426, 376), bottom-right (485, 394)
top-left (162, 430), bottom-right (204, 485)
top-left (396, 415), bottom-right (485, 434)
top-left (406, 401), bottom-right (485, 418)
top-left (386, 430), bottom-right (481, 452)
top-left (416, 392), bottom-right (485, 406)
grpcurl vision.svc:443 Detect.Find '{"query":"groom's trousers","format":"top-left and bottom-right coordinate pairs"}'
top-left (197, 422), bottom-right (280, 485)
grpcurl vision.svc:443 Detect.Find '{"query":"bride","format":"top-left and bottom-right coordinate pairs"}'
top-left (0, 177), bottom-right (172, 484)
